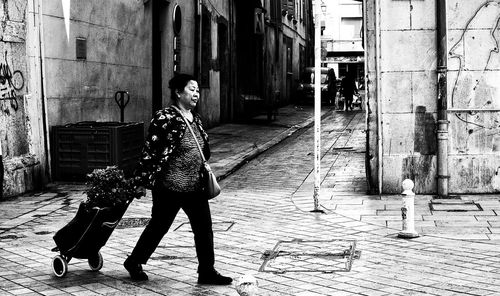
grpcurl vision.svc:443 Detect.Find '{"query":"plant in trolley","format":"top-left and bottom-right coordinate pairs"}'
top-left (51, 166), bottom-right (145, 278)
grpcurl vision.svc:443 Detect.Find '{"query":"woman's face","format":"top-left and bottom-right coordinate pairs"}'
top-left (177, 80), bottom-right (200, 110)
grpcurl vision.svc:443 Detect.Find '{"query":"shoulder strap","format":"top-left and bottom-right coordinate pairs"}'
top-left (171, 105), bottom-right (206, 162)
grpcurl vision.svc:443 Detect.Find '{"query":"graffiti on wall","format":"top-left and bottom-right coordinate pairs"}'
top-left (449, 1), bottom-right (500, 153)
top-left (452, 111), bottom-right (500, 153)
top-left (449, 1), bottom-right (500, 110)
top-left (0, 51), bottom-right (24, 114)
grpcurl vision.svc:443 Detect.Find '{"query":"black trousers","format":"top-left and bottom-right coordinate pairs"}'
top-left (344, 94), bottom-right (353, 110)
top-left (129, 186), bottom-right (215, 272)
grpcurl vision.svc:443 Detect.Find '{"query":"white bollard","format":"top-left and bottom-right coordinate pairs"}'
top-left (398, 179), bottom-right (419, 238)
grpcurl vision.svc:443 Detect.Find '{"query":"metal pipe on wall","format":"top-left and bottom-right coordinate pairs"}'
top-left (375, 0), bottom-right (383, 194)
top-left (436, 0), bottom-right (449, 197)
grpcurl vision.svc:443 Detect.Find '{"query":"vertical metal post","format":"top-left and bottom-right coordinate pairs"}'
top-left (313, 0), bottom-right (322, 212)
top-left (375, 0), bottom-right (383, 194)
top-left (436, 0), bottom-right (449, 197)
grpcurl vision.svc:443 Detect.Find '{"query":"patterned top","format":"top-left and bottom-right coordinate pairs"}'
top-left (134, 106), bottom-right (210, 189)
top-left (161, 120), bottom-right (205, 192)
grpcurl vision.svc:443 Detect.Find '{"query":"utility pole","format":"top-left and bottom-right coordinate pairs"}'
top-left (312, 0), bottom-right (324, 213)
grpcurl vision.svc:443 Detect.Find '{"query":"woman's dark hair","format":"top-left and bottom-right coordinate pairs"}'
top-left (169, 73), bottom-right (197, 101)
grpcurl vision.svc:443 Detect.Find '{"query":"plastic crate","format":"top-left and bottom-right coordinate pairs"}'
top-left (51, 122), bottom-right (144, 181)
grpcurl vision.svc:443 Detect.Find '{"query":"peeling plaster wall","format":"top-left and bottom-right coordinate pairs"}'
top-left (42, 1), bottom-right (152, 127)
top-left (366, 0), bottom-right (500, 194)
top-left (447, 0), bottom-right (500, 193)
top-left (364, 0), bottom-right (379, 194)
top-left (367, 0), bottom-right (438, 194)
top-left (1, 0), bottom-right (46, 198)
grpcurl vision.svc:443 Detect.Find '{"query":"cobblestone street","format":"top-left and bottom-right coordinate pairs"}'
top-left (1, 106), bottom-right (499, 295)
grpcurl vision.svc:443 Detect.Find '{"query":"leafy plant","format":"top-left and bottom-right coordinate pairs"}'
top-left (84, 166), bottom-right (144, 209)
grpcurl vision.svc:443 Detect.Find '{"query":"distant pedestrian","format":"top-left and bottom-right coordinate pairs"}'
top-left (125, 73), bottom-right (232, 285)
top-left (327, 68), bottom-right (337, 107)
top-left (340, 71), bottom-right (358, 111)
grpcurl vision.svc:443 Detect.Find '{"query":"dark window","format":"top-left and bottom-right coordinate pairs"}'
top-left (76, 37), bottom-right (87, 60)
top-left (284, 35), bottom-right (293, 73)
top-left (201, 6), bottom-right (211, 87)
top-left (299, 44), bottom-right (305, 75)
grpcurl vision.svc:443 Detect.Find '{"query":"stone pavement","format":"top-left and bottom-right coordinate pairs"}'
top-left (0, 105), bottom-right (499, 295)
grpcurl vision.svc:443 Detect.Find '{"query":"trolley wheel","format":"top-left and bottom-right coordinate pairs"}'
top-left (88, 252), bottom-right (103, 271)
top-left (52, 255), bottom-right (68, 278)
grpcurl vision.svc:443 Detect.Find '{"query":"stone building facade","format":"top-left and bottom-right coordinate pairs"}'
top-left (365, 0), bottom-right (500, 194)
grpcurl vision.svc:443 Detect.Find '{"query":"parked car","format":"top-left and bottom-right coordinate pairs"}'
top-left (296, 67), bottom-right (335, 105)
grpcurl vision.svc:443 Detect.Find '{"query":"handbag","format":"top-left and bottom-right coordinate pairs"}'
top-left (172, 106), bottom-right (221, 199)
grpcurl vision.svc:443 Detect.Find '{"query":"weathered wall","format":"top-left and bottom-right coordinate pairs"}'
top-left (366, 0), bottom-right (438, 194)
top-left (366, 0), bottom-right (500, 194)
top-left (363, 0), bottom-right (377, 194)
top-left (43, 1), bottom-right (152, 127)
top-left (1, 0), bottom-right (46, 198)
top-left (447, 0), bottom-right (500, 193)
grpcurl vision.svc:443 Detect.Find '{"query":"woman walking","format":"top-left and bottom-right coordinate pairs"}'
top-left (125, 74), bottom-right (232, 285)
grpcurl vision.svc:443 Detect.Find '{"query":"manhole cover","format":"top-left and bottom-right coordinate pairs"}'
top-left (430, 201), bottom-right (482, 212)
top-left (117, 217), bottom-right (151, 229)
top-left (174, 221), bottom-right (234, 232)
top-left (259, 239), bottom-right (360, 274)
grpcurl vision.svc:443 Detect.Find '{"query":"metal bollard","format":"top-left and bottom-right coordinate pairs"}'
top-left (398, 179), bottom-right (419, 239)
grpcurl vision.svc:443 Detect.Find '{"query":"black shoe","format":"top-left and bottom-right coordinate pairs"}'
top-left (124, 256), bottom-right (148, 281)
top-left (198, 269), bottom-right (232, 285)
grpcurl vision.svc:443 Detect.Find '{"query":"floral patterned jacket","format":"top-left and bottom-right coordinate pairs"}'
top-left (134, 106), bottom-right (210, 189)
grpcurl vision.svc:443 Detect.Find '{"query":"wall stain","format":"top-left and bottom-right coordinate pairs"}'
top-left (414, 106), bottom-right (436, 155)
top-left (402, 155), bottom-right (436, 193)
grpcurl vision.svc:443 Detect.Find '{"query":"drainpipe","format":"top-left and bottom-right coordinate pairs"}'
top-left (375, 0), bottom-right (383, 194)
top-left (436, 0), bottom-right (449, 197)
